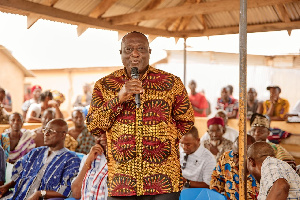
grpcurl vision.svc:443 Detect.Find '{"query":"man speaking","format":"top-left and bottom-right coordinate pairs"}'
top-left (87, 31), bottom-right (194, 200)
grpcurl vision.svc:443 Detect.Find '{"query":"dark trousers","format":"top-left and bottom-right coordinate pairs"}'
top-left (107, 192), bottom-right (181, 200)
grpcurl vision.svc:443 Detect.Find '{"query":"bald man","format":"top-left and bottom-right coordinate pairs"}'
top-left (247, 142), bottom-right (300, 200)
top-left (0, 119), bottom-right (81, 200)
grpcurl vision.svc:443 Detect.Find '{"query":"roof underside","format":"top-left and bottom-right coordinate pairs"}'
top-left (0, 0), bottom-right (299, 38)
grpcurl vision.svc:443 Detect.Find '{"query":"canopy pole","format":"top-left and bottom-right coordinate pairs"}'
top-left (183, 37), bottom-right (187, 87)
top-left (238, 0), bottom-right (247, 199)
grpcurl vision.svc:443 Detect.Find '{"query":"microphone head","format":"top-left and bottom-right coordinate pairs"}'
top-left (131, 67), bottom-right (139, 79)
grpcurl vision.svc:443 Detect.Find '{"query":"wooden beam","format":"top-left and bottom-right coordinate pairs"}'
top-left (275, 4), bottom-right (291, 22)
top-left (106, 0), bottom-right (299, 25)
top-left (89, 0), bottom-right (117, 18)
top-left (177, 16), bottom-right (193, 31)
top-left (142, 0), bottom-right (164, 11)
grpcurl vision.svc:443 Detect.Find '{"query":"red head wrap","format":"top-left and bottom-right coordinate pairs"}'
top-left (207, 117), bottom-right (224, 128)
top-left (31, 85), bottom-right (42, 93)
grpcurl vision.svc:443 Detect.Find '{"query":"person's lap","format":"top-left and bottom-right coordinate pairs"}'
top-left (107, 192), bottom-right (180, 200)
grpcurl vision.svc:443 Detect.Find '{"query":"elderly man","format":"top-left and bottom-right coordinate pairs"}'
top-left (33, 108), bottom-right (78, 151)
top-left (87, 31), bottom-right (194, 200)
top-left (0, 119), bottom-right (81, 200)
top-left (247, 142), bottom-right (300, 200)
top-left (68, 109), bottom-right (95, 154)
top-left (180, 126), bottom-right (215, 189)
top-left (262, 85), bottom-right (289, 121)
top-left (216, 87), bottom-right (238, 119)
top-left (0, 112), bottom-right (35, 163)
top-left (201, 110), bottom-right (238, 143)
top-left (202, 117), bottom-right (233, 161)
top-left (188, 80), bottom-right (208, 117)
top-left (210, 135), bottom-right (258, 200)
top-left (249, 113), bottom-right (296, 169)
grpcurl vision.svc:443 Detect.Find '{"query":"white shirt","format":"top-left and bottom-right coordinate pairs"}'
top-left (288, 100), bottom-right (300, 122)
top-left (180, 145), bottom-right (216, 186)
top-left (258, 156), bottom-right (300, 200)
top-left (26, 103), bottom-right (42, 121)
top-left (200, 126), bottom-right (238, 144)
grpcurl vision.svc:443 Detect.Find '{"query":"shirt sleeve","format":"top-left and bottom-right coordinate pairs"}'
top-left (279, 100), bottom-right (289, 119)
top-left (86, 79), bottom-right (123, 136)
top-left (171, 77), bottom-right (194, 136)
top-left (209, 154), bottom-right (225, 192)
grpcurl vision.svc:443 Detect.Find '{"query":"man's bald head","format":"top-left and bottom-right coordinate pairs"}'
top-left (248, 142), bottom-right (275, 162)
top-left (48, 118), bottom-right (68, 133)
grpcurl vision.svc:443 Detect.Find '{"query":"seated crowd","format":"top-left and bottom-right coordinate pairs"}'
top-left (0, 82), bottom-right (299, 200)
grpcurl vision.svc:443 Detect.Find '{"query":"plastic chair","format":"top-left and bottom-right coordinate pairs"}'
top-left (180, 188), bottom-right (227, 200)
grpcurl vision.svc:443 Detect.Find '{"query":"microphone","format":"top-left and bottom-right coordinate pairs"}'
top-left (131, 67), bottom-right (141, 108)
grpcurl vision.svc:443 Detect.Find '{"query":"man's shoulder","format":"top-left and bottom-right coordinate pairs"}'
top-left (199, 145), bottom-right (216, 160)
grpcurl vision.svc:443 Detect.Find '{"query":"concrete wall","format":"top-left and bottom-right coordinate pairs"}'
top-left (0, 52), bottom-right (25, 113)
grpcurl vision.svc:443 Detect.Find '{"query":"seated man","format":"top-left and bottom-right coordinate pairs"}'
top-left (249, 113), bottom-right (296, 169)
top-left (68, 109), bottom-right (95, 154)
top-left (262, 85), bottom-right (289, 121)
top-left (180, 126), bottom-right (216, 188)
top-left (247, 142), bottom-right (300, 200)
top-left (210, 135), bottom-right (258, 200)
top-left (21, 85), bottom-right (42, 118)
top-left (72, 132), bottom-right (108, 199)
top-left (33, 108), bottom-right (78, 151)
top-left (216, 87), bottom-right (238, 119)
top-left (188, 80), bottom-right (208, 117)
top-left (203, 117), bottom-right (233, 161)
top-left (247, 88), bottom-right (263, 119)
top-left (0, 112), bottom-right (35, 163)
top-left (201, 110), bottom-right (238, 143)
top-left (0, 119), bottom-right (81, 200)
top-left (0, 146), bottom-right (5, 186)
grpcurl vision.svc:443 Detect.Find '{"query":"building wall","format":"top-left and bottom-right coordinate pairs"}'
top-left (0, 52), bottom-right (24, 113)
top-left (25, 67), bottom-right (122, 118)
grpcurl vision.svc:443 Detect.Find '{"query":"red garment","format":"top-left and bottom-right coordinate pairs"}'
top-left (189, 92), bottom-right (208, 117)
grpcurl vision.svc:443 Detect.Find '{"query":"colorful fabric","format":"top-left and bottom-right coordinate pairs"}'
top-left (65, 133), bottom-right (78, 152)
top-left (51, 90), bottom-right (65, 103)
top-left (268, 142), bottom-right (296, 169)
top-left (259, 156), bottom-right (300, 200)
top-left (80, 154), bottom-right (108, 200)
top-left (0, 145), bottom-right (5, 182)
top-left (87, 66), bottom-right (194, 196)
top-left (210, 151), bottom-right (259, 200)
top-left (75, 125), bottom-right (96, 154)
top-left (180, 145), bottom-right (216, 186)
top-left (263, 98), bottom-right (289, 119)
top-left (207, 117), bottom-right (224, 128)
top-left (189, 92), bottom-right (208, 117)
top-left (0, 129), bottom-right (35, 163)
top-left (9, 146), bottom-right (81, 200)
top-left (250, 114), bottom-right (270, 129)
top-left (216, 97), bottom-right (238, 118)
top-left (267, 128), bottom-right (291, 144)
top-left (203, 138), bottom-right (233, 161)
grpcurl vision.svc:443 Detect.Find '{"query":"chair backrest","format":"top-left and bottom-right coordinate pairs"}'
top-left (180, 188), bottom-right (226, 200)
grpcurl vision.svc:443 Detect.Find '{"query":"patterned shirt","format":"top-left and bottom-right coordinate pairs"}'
top-left (75, 125), bottom-right (96, 154)
top-left (87, 66), bottom-right (194, 196)
top-left (268, 142), bottom-right (296, 169)
top-left (210, 151), bottom-right (259, 200)
top-left (80, 154), bottom-right (108, 200)
top-left (216, 97), bottom-right (239, 118)
top-left (203, 138), bottom-right (233, 161)
top-left (263, 98), bottom-right (289, 119)
top-left (8, 146), bottom-right (81, 200)
top-left (259, 156), bottom-right (300, 200)
top-left (189, 92), bottom-right (208, 117)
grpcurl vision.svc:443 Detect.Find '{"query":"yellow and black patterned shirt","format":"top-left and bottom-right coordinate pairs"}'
top-left (87, 66), bottom-right (194, 196)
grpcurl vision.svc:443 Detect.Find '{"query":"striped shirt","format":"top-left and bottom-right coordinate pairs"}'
top-left (80, 154), bottom-right (108, 200)
top-left (259, 156), bottom-right (300, 200)
top-left (180, 145), bottom-right (216, 185)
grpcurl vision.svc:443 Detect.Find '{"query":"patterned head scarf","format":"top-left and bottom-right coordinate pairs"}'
top-left (51, 90), bottom-right (65, 104)
top-left (250, 113), bottom-right (270, 129)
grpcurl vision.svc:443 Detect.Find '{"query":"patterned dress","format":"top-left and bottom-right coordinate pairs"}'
top-left (210, 151), bottom-right (259, 200)
top-left (87, 66), bottom-right (194, 196)
top-left (75, 125), bottom-right (96, 154)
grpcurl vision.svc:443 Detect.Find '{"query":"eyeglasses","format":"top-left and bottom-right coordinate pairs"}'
top-left (181, 154), bottom-right (188, 170)
top-left (42, 128), bottom-right (65, 135)
top-left (123, 46), bottom-right (149, 54)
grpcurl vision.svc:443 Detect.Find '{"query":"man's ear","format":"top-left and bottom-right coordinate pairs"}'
top-left (119, 50), bottom-right (122, 54)
top-left (248, 157), bottom-right (256, 167)
top-left (149, 48), bottom-right (152, 54)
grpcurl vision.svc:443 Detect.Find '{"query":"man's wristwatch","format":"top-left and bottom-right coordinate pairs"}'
top-left (184, 179), bottom-right (190, 188)
top-left (41, 190), bottom-right (46, 199)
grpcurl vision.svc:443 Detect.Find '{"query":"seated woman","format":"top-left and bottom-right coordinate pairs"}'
top-left (0, 112), bottom-right (35, 163)
top-left (202, 117), bottom-right (233, 161)
top-left (71, 134), bottom-right (107, 200)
